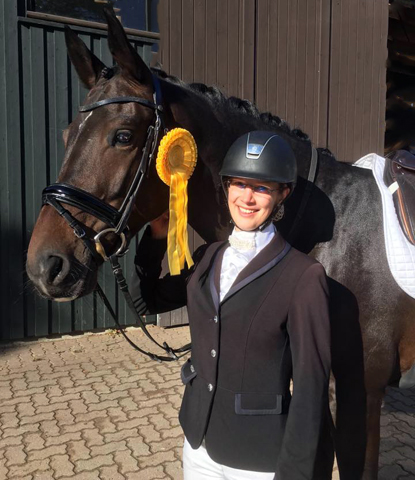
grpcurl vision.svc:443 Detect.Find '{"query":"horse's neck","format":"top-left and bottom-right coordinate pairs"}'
top-left (160, 80), bottom-right (314, 243)
top-left (164, 82), bottom-right (233, 168)
top-left (162, 83), bottom-right (234, 242)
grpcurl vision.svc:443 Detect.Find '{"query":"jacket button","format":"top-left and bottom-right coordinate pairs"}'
top-left (211, 349), bottom-right (217, 358)
top-left (207, 383), bottom-right (213, 392)
top-left (190, 365), bottom-right (195, 373)
top-left (213, 316), bottom-right (218, 323)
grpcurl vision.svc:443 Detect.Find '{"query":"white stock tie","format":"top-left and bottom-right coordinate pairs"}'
top-left (220, 225), bottom-right (275, 301)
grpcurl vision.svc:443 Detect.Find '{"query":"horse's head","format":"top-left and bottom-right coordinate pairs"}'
top-left (27, 9), bottom-right (169, 301)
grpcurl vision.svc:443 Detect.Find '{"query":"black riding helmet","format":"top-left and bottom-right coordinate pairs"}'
top-left (220, 131), bottom-right (297, 230)
top-left (220, 130), bottom-right (297, 186)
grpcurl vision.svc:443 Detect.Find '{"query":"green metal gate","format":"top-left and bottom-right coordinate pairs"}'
top-left (0, 1), bottom-right (159, 340)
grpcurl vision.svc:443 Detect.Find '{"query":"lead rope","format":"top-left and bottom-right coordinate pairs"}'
top-left (46, 190), bottom-right (191, 361)
top-left (95, 256), bottom-right (191, 362)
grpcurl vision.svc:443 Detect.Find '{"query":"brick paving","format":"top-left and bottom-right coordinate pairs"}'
top-left (0, 327), bottom-right (188, 480)
top-left (379, 387), bottom-right (415, 479)
top-left (0, 325), bottom-right (413, 479)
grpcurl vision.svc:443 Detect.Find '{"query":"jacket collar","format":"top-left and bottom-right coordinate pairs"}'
top-left (208, 232), bottom-right (290, 312)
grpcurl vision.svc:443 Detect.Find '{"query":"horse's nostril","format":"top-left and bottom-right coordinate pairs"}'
top-left (50, 257), bottom-right (63, 282)
top-left (45, 255), bottom-right (69, 285)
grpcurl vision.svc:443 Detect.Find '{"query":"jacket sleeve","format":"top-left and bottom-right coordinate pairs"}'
top-left (130, 226), bottom-right (207, 315)
top-left (275, 262), bottom-right (331, 480)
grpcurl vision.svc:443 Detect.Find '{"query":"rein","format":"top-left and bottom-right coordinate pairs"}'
top-left (42, 74), bottom-right (191, 362)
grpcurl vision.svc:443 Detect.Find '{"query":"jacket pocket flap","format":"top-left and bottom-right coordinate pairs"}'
top-left (181, 359), bottom-right (197, 385)
top-left (235, 393), bottom-right (282, 415)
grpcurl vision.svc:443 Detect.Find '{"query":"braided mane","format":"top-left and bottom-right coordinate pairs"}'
top-left (151, 67), bottom-right (334, 158)
top-left (152, 67), bottom-right (309, 141)
top-left (98, 66), bottom-right (333, 157)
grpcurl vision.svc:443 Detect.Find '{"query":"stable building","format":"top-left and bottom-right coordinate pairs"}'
top-left (0, 0), bottom-right (394, 339)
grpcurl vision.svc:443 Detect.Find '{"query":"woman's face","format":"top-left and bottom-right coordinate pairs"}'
top-left (227, 177), bottom-right (290, 231)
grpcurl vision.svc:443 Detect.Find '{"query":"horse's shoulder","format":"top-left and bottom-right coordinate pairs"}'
top-left (287, 246), bottom-right (326, 277)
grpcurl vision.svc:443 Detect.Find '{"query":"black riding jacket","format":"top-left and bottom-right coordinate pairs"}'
top-left (131, 227), bottom-right (331, 479)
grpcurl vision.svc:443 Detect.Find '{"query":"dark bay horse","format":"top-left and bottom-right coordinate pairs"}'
top-left (26, 9), bottom-right (415, 480)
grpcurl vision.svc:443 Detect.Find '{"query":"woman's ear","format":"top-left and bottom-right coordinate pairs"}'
top-left (280, 185), bottom-right (291, 203)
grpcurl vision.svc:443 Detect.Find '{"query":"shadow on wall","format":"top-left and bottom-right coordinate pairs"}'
top-left (0, 229), bottom-right (27, 341)
top-left (0, 228), bottom-right (50, 341)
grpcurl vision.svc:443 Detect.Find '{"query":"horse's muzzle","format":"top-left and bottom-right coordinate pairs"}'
top-left (27, 250), bottom-right (95, 300)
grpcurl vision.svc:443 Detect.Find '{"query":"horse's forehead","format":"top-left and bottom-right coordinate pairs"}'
top-left (67, 79), bottom-right (152, 135)
top-left (91, 74), bottom-right (151, 102)
top-left (62, 75), bottom-right (154, 171)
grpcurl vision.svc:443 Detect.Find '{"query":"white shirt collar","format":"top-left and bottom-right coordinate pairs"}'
top-left (220, 224), bottom-right (276, 301)
top-left (228, 223), bottom-right (276, 254)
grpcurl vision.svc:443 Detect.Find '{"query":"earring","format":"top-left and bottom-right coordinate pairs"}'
top-left (274, 204), bottom-right (284, 222)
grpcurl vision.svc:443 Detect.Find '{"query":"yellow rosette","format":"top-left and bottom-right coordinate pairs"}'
top-left (156, 128), bottom-right (197, 275)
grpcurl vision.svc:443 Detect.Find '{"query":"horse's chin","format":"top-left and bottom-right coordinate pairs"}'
top-left (54, 295), bottom-right (81, 303)
top-left (31, 271), bottom-right (98, 302)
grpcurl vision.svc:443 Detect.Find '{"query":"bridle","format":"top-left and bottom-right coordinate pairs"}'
top-left (43, 74), bottom-right (164, 262)
top-left (42, 74), bottom-right (191, 362)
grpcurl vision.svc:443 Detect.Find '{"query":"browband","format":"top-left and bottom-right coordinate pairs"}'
top-left (79, 96), bottom-right (162, 112)
top-left (79, 74), bottom-right (164, 113)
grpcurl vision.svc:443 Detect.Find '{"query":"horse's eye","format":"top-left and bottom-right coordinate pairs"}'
top-left (114, 130), bottom-right (132, 145)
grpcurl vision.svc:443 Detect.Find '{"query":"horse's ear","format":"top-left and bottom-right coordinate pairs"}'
top-left (64, 26), bottom-right (106, 90)
top-left (103, 7), bottom-right (152, 86)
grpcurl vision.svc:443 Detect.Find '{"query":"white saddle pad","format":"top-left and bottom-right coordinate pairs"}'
top-left (353, 153), bottom-right (415, 299)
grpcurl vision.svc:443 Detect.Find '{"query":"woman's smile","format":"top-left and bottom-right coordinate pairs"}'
top-left (238, 206), bottom-right (257, 215)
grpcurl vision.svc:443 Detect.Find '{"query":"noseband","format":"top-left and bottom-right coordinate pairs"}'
top-left (41, 74), bottom-right (191, 362)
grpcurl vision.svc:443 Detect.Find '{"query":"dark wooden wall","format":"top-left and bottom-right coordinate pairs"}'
top-left (0, 1), bottom-right (158, 340)
top-left (0, 0), bottom-right (389, 337)
top-left (156, 0), bottom-right (388, 327)
top-left (157, 0), bottom-right (388, 162)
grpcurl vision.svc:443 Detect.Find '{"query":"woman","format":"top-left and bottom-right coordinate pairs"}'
top-left (131, 131), bottom-right (331, 480)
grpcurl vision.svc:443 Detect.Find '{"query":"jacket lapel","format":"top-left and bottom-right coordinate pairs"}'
top-left (207, 242), bottom-right (228, 312)
top-left (221, 232), bottom-right (291, 304)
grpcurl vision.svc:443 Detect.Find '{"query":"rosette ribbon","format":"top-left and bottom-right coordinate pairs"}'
top-left (156, 128), bottom-right (197, 275)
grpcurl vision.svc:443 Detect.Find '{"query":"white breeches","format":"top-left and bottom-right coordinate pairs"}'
top-left (183, 438), bottom-right (274, 480)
